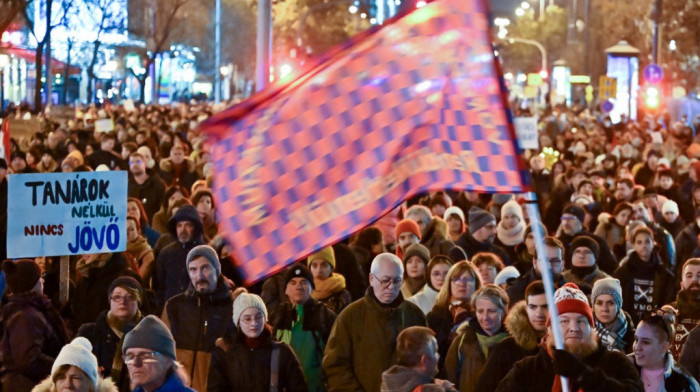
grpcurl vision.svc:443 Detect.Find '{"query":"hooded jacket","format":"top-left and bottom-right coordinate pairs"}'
top-left (162, 277), bottom-right (233, 392)
top-left (153, 205), bottom-right (204, 307)
top-left (159, 157), bottom-right (199, 192)
top-left (1, 292), bottom-right (70, 392)
top-left (322, 289), bottom-right (426, 392)
top-left (475, 301), bottom-right (543, 392)
top-left (381, 365), bottom-right (452, 392)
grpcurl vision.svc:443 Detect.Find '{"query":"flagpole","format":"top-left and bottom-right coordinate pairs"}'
top-left (523, 191), bottom-right (570, 392)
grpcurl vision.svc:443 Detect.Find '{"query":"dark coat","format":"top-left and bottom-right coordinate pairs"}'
top-left (631, 353), bottom-right (700, 392)
top-left (153, 205), bottom-right (204, 307)
top-left (77, 310), bottom-right (138, 392)
top-left (614, 251), bottom-right (676, 325)
top-left (207, 327), bottom-right (308, 392)
top-left (162, 278), bottom-right (234, 392)
top-left (475, 301), bottom-right (542, 392)
top-left (426, 304), bottom-right (466, 376)
top-left (676, 223), bottom-right (700, 277)
top-left (73, 253), bottom-right (140, 330)
top-left (421, 218), bottom-right (455, 259)
top-left (158, 157), bottom-right (199, 192)
top-left (128, 173), bottom-right (166, 222)
top-left (506, 268), bottom-right (567, 305)
top-left (495, 344), bottom-right (643, 392)
top-left (1, 292), bottom-right (70, 392)
top-left (680, 326), bottom-right (700, 381)
top-left (322, 289), bottom-right (426, 392)
top-left (87, 150), bottom-right (125, 171)
top-left (270, 298), bottom-right (337, 345)
top-left (450, 232), bottom-right (511, 266)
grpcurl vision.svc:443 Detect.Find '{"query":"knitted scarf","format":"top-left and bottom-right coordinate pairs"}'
top-left (476, 330), bottom-right (508, 357)
top-left (107, 311), bottom-right (142, 383)
top-left (311, 273), bottom-right (346, 300)
top-left (595, 310), bottom-right (628, 352)
top-left (496, 220), bottom-right (526, 246)
top-left (403, 277), bottom-right (426, 296)
top-left (126, 236), bottom-right (151, 261)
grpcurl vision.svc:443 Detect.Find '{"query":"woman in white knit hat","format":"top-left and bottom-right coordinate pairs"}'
top-left (495, 199), bottom-right (526, 265)
top-left (32, 337), bottom-right (118, 392)
top-left (207, 292), bottom-right (308, 391)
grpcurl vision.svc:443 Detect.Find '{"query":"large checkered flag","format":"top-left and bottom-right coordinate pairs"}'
top-left (201, 0), bottom-right (530, 284)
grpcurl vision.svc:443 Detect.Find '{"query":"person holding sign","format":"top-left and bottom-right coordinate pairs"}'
top-left (495, 283), bottom-right (643, 391)
top-left (1, 259), bottom-right (71, 392)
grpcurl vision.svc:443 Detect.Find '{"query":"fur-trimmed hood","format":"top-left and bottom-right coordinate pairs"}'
top-left (159, 156), bottom-right (196, 173)
top-left (32, 375), bottom-right (119, 392)
top-left (505, 300), bottom-right (541, 351)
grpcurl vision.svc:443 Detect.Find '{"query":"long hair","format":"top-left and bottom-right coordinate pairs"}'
top-left (433, 260), bottom-right (482, 309)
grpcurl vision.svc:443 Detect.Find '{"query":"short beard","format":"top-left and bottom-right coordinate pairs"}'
top-left (546, 330), bottom-right (599, 358)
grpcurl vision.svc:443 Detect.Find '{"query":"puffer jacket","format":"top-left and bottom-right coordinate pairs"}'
top-left (162, 278), bottom-right (233, 392)
top-left (31, 375), bottom-right (118, 392)
top-left (1, 292), bottom-right (71, 392)
top-left (207, 327), bottom-right (308, 392)
top-left (475, 301), bottom-right (543, 392)
top-left (153, 205), bottom-right (204, 307)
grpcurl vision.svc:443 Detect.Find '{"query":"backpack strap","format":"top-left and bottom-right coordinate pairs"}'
top-left (270, 343), bottom-right (280, 392)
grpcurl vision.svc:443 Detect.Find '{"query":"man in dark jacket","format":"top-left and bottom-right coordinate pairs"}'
top-left (323, 253), bottom-right (426, 392)
top-left (87, 132), bottom-right (124, 170)
top-left (271, 264), bottom-right (337, 392)
top-left (496, 283), bottom-right (643, 392)
top-left (668, 258), bottom-right (700, 360)
top-left (381, 326), bottom-right (457, 392)
top-left (162, 245), bottom-right (233, 392)
top-left (127, 152), bottom-right (165, 222)
top-left (557, 204), bottom-right (618, 274)
top-left (507, 237), bottom-right (566, 305)
top-left (405, 205), bottom-right (455, 259)
top-left (153, 205), bottom-right (205, 307)
top-left (158, 144), bottom-right (198, 191)
top-left (1, 259), bottom-right (70, 392)
top-left (561, 236), bottom-right (610, 292)
top-left (476, 281), bottom-right (547, 392)
top-left (449, 206), bottom-right (511, 265)
top-left (675, 207), bottom-right (700, 277)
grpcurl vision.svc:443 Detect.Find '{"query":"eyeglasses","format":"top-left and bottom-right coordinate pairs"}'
top-left (124, 351), bottom-right (160, 365)
top-left (240, 313), bottom-right (265, 325)
top-left (560, 215), bottom-right (578, 221)
top-left (451, 276), bottom-right (476, 284)
top-left (372, 274), bottom-right (402, 288)
top-left (110, 294), bottom-right (136, 303)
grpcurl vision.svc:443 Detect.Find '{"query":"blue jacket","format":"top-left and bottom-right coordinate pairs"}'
top-left (132, 371), bottom-right (195, 392)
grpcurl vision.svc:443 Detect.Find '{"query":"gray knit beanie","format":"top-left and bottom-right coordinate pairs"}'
top-left (469, 206), bottom-right (496, 234)
top-left (186, 245), bottom-right (221, 276)
top-left (122, 315), bottom-right (177, 360)
top-left (592, 278), bottom-right (623, 309)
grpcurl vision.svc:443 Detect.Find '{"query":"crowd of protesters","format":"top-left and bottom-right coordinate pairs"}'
top-left (1, 100), bottom-right (700, 391)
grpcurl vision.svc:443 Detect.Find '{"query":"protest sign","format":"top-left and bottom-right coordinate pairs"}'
top-left (95, 118), bottom-right (115, 132)
top-left (7, 171), bottom-right (127, 258)
top-left (514, 117), bottom-right (539, 150)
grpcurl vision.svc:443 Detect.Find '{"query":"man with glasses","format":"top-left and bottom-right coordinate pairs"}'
top-left (161, 245), bottom-right (233, 392)
top-left (557, 204), bottom-right (618, 274)
top-left (127, 152), bottom-right (165, 222)
top-left (323, 253), bottom-right (426, 392)
top-left (507, 236), bottom-right (567, 304)
top-left (450, 206), bottom-right (511, 265)
top-left (123, 315), bottom-right (195, 392)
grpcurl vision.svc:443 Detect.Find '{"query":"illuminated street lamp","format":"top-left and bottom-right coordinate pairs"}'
top-left (515, 7), bottom-right (525, 16)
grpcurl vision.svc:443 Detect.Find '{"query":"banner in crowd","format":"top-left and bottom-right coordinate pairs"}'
top-left (201, 0), bottom-right (530, 283)
top-left (7, 171), bottom-right (127, 258)
top-left (514, 117), bottom-right (539, 149)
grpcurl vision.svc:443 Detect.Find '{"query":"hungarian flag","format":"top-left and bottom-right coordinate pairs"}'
top-left (201, 0), bottom-right (530, 284)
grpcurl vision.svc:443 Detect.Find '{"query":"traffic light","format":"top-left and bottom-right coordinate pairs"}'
top-left (644, 85), bottom-right (660, 109)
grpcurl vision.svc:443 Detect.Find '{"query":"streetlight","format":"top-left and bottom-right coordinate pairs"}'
top-left (521, 2), bottom-right (530, 9)
top-left (515, 7), bottom-right (525, 17)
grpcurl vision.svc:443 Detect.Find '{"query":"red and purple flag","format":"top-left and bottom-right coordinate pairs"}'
top-left (201, 0), bottom-right (530, 284)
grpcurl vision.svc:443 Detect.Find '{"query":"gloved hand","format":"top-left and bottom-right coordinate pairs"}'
top-left (553, 349), bottom-right (591, 381)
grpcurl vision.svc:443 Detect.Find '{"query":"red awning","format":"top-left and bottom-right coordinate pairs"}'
top-left (0, 46), bottom-right (82, 75)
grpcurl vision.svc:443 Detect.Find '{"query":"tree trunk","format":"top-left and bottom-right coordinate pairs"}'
top-left (87, 39), bottom-right (102, 104)
top-left (33, 41), bottom-right (45, 112)
top-left (62, 40), bottom-right (71, 105)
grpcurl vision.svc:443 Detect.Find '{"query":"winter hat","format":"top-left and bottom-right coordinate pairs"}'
top-left (500, 200), bottom-right (523, 220)
top-left (494, 266), bottom-right (520, 286)
top-left (657, 158), bottom-right (671, 171)
top-left (403, 243), bottom-right (430, 265)
top-left (122, 315), bottom-right (176, 360)
top-left (591, 278), bottom-right (623, 310)
top-left (186, 245), bottom-right (221, 277)
top-left (232, 293), bottom-right (268, 327)
top-left (108, 276), bottom-right (143, 305)
top-left (571, 236), bottom-right (599, 260)
top-left (548, 283), bottom-right (593, 326)
top-left (395, 219), bottom-right (422, 240)
top-left (469, 206), bottom-right (496, 234)
top-left (52, 337), bottom-right (99, 388)
top-left (662, 200), bottom-right (679, 215)
top-left (562, 204), bottom-right (585, 223)
top-left (2, 259), bottom-right (41, 294)
top-left (492, 193), bottom-right (513, 205)
top-left (443, 206), bottom-right (465, 224)
top-left (95, 164), bottom-right (110, 172)
top-left (285, 263), bottom-right (315, 289)
top-left (307, 246), bottom-right (336, 269)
